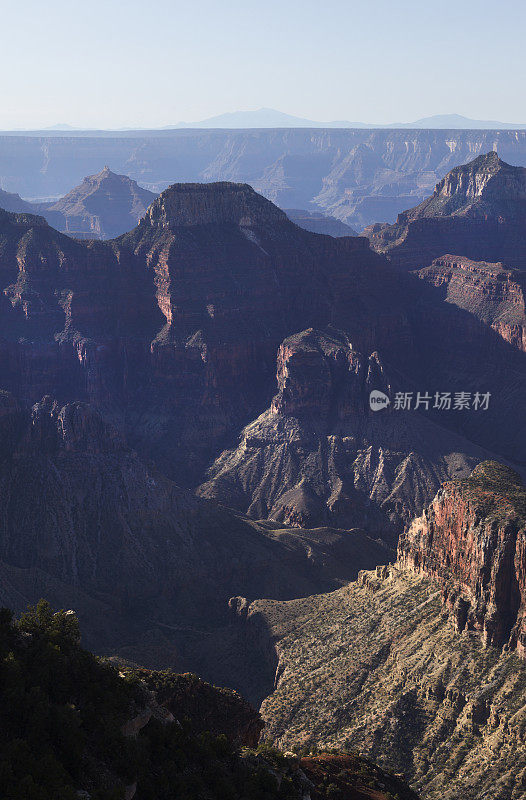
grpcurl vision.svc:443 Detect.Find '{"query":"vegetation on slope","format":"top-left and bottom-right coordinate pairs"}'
top-left (0, 600), bottom-right (420, 800)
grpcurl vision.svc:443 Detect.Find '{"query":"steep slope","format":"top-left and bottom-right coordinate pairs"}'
top-left (415, 255), bottom-right (526, 352)
top-left (284, 209), bottom-right (358, 236)
top-left (366, 152), bottom-right (526, 269)
top-left (0, 186), bottom-right (34, 213)
top-left (237, 463), bottom-right (526, 800)
top-left (3, 128), bottom-right (526, 228)
top-left (398, 461), bottom-right (526, 656)
top-left (0, 183), bottom-right (410, 486)
top-left (35, 166), bottom-right (157, 238)
top-left (0, 390), bottom-right (389, 681)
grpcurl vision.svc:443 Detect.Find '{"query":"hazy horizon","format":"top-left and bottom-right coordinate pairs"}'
top-left (2, 0), bottom-right (524, 130)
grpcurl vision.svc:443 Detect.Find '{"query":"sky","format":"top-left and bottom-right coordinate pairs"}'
top-left (1, 0), bottom-right (525, 129)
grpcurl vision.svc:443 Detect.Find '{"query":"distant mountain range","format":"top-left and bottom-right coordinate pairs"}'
top-left (15, 109), bottom-right (526, 131)
top-left (169, 109), bottom-right (526, 130)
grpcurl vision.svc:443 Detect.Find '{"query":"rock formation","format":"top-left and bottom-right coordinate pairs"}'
top-left (398, 461), bottom-right (526, 657)
top-left (35, 166), bottom-right (157, 238)
top-left (0, 187), bottom-right (34, 213)
top-left (0, 183), bottom-right (409, 486)
top-left (3, 128), bottom-right (526, 229)
top-left (1, 179), bottom-right (524, 521)
top-left (366, 152), bottom-right (526, 269)
top-left (198, 327), bottom-right (492, 539)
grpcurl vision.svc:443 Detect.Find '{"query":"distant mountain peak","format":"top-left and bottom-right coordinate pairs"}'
top-left (40, 167), bottom-right (157, 239)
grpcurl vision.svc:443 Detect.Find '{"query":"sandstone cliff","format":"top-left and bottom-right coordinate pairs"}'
top-left (398, 461), bottom-right (526, 657)
top-left (198, 327), bottom-right (492, 539)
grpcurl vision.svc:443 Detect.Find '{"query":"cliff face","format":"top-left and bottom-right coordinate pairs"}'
top-left (35, 166), bottom-right (157, 238)
top-left (3, 128), bottom-right (526, 228)
top-left (398, 461), bottom-right (526, 657)
top-left (416, 255), bottom-right (526, 351)
top-left (254, 567), bottom-right (526, 800)
top-left (366, 153), bottom-right (526, 269)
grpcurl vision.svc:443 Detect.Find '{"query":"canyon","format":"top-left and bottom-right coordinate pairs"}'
top-left (0, 150), bottom-right (525, 798)
top-left (2, 128), bottom-right (526, 228)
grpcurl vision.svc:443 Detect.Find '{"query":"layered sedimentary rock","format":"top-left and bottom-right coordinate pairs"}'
top-left (198, 328), bottom-right (490, 539)
top-left (366, 152), bottom-right (526, 269)
top-left (255, 567), bottom-right (526, 800)
top-left (398, 461), bottom-right (526, 657)
top-left (416, 255), bottom-right (526, 351)
top-left (35, 166), bottom-right (157, 238)
top-left (0, 183), bottom-right (408, 485)
top-left (0, 178), bottom-right (525, 512)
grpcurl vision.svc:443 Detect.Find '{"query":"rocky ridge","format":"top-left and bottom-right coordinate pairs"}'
top-left (0, 389), bottom-right (389, 683)
top-left (0, 602), bottom-right (421, 800)
top-left (4, 128), bottom-right (526, 228)
top-left (198, 327), bottom-right (492, 539)
top-left (284, 208), bottom-right (358, 236)
top-left (366, 152), bottom-right (526, 270)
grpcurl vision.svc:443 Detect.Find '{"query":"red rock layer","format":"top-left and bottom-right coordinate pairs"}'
top-left (398, 461), bottom-right (526, 658)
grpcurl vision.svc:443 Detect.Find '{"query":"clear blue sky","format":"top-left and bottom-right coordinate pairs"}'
top-left (1, 0), bottom-right (524, 128)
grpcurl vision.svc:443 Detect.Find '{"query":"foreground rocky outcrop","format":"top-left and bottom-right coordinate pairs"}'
top-left (34, 166), bottom-right (157, 238)
top-left (415, 255), bottom-right (526, 352)
top-left (366, 152), bottom-right (526, 270)
top-left (0, 600), bottom-right (421, 800)
top-left (398, 461), bottom-right (526, 657)
top-left (234, 462), bottom-right (526, 799)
